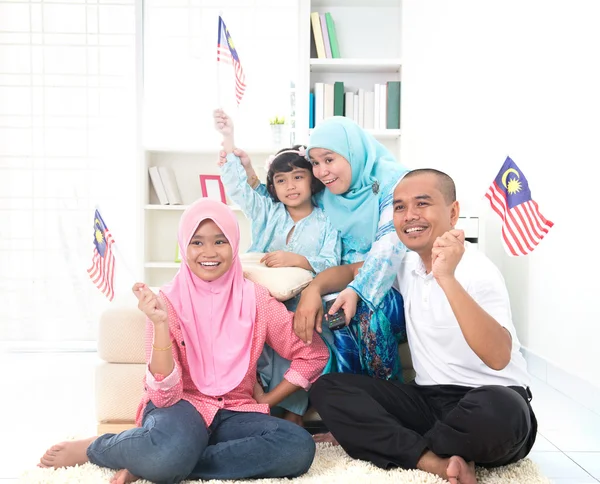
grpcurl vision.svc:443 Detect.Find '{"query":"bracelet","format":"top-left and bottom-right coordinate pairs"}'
top-left (152, 342), bottom-right (172, 351)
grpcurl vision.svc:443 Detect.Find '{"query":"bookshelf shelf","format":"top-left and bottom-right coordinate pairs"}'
top-left (144, 204), bottom-right (242, 211)
top-left (145, 262), bottom-right (179, 269)
top-left (309, 128), bottom-right (400, 139)
top-left (309, 58), bottom-right (402, 73)
top-left (145, 147), bottom-right (274, 155)
top-left (312, 0), bottom-right (398, 6)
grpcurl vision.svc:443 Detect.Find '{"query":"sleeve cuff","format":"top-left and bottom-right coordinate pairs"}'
top-left (225, 152), bottom-right (239, 163)
top-left (146, 365), bottom-right (180, 391)
top-left (283, 369), bottom-right (311, 390)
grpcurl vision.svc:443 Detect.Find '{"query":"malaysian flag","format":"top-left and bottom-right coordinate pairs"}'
top-left (217, 15), bottom-right (246, 105)
top-left (87, 209), bottom-right (116, 300)
top-left (485, 156), bottom-right (554, 256)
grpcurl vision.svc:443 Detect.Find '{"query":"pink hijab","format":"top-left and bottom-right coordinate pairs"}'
top-left (161, 198), bottom-right (256, 396)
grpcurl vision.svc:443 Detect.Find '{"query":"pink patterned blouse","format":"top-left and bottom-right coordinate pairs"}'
top-left (135, 283), bottom-right (329, 427)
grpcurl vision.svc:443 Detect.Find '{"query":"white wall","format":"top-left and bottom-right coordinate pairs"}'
top-left (402, 0), bottom-right (600, 388)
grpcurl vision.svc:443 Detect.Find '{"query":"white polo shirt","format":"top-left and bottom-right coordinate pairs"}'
top-left (394, 243), bottom-right (530, 388)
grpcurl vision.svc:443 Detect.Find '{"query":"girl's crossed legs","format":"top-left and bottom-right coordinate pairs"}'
top-left (40, 400), bottom-right (316, 484)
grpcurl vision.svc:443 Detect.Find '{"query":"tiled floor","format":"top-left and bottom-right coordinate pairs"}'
top-left (1, 351), bottom-right (599, 483)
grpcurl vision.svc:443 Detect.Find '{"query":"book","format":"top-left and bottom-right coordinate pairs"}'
top-left (324, 83), bottom-right (335, 120)
top-left (158, 166), bottom-right (183, 205)
top-left (364, 91), bottom-right (374, 129)
top-left (333, 81), bottom-right (344, 116)
top-left (374, 84), bottom-right (381, 130)
top-left (148, 166), bottom-right (168, 205)
top-left (310, 12), bottom-right (326, 59)
top-left (324, 12), bottom-right (341, 58)
top-left (386, 81), bottom-right (401, 129)
top-left (344, 92), bottom-right (355, 122)
top-left (378, 83), bottom-right (387, 130)
top-left (357, 88), bottom-right (365, 128)
top-left (320, 13), bottom-right (332, 58)
top-left (309, 18), bottom-right (317, 59)
top-left (314, 82), bottom-right (324, 126)
top-left (309, 92), bottom-right (315, 129)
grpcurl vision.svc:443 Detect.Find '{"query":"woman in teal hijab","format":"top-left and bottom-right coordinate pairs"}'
top-left (230, 116), bottom-right (410, 380)
top-left (301, 116), bottom-right (409, 379)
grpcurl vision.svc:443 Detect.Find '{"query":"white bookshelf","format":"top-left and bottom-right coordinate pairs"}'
top-left (297, 0), bottom-right (403, 160)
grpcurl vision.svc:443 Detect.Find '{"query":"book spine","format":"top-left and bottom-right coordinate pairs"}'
top-left (314, 82), bottom-right (324, 126)
top-left (310, 12), bottom-right (326, 59)
top-left (309, 92), bottom-right (315, 129)
top-left (344, 91), bottom-right (355, 122)
top-left (333, 81), bottom-right (345, 116)
top-left (323, 83), bottom-right (335, 119)
top-left (158, 166), bottom-right (183, 205)
top-left (324, 12), bottom-right (341, 58)
top-left (148, 166), bottom-right (169, 205)
top-left (319, 13), bottom-right (332, 58)
top-left (386, 81), bottom-right (401, 129)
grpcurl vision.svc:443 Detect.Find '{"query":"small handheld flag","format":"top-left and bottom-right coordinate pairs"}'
top-left (485, 156), bottom-right (554, 256)
top-left (87, 209), bottom-right (116, 300)
top-left (217, 15), bottom-right (246, 106)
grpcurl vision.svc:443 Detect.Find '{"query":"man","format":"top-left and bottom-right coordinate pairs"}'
top-left (309, 169), bottom-right (536, 484)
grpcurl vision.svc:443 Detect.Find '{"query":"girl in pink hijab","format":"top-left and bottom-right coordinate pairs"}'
top-left (39, 199), bottom-right (328, 484)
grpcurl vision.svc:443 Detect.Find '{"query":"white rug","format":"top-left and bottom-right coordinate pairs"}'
top-left (20, 443), bottom-right (550, 484)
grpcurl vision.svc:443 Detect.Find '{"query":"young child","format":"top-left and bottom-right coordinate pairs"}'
top-left (38, 199), bottom-right (328, 484)
top-left (213, 109), bottom-right (340, 425)
top-left (213, 109), bottom-right (341, 291)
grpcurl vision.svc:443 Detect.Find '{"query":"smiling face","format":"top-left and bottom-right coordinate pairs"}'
top-left (393, 172), bottom-right (459, 256)
top-left (271, 167), bottom-right (313, 208)
top-left (309, 148), bottom-right (352, 195)
top-left (186, 219), bottom-right (233, 281)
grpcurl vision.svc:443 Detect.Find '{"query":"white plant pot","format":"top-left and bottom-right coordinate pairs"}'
top-left (270, 124), bottom-right (286, 148)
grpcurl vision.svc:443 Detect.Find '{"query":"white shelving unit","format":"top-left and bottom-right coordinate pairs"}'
top-left (296, 0), bottom-right (403, 162)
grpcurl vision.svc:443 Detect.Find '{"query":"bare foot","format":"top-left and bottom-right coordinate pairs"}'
top-left (110, 469), bottom-right (140, 484)
top-left (446, 455), bottom-right (477, 484)
top-left (283, 410), bottom-right (304, 427)
top-left (313, 431), bottom-right (339, 446)
top-left (39, 436), bottom-right (96, 469)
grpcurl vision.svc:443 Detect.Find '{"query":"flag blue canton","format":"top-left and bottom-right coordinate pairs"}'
top-left (94, 211), bottom-right (108, 257)
top-left (493, 156), bottom-right (533, 209)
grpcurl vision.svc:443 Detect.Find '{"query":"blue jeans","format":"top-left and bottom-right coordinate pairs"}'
top-left (87, 400), bottom-right (316, 484)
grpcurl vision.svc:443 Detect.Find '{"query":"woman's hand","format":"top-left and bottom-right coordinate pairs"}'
top-left (293, 286), bottom-right (324, 344)
top-left (217, 148), bottom-right (253, 168)
top-left (132, 283), bottom-right (167, 325)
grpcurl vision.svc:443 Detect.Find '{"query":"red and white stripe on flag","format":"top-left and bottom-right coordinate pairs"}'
top-left (485, 183), bottom-right (554, 256)
top-left (217, 47), bottom-right (246, 105)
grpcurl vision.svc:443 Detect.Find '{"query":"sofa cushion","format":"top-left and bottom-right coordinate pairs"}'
top-left (98, 306), bottom-right (146, 364)
top-left (96, 361), bottom-right (145, 422)
top-left (240, 252), bottom-right (313, 301)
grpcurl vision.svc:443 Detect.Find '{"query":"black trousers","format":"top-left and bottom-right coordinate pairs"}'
top-left (309, 373), bottom-right (537, 470)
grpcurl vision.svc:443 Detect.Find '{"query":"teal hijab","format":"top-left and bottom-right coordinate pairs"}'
top-left (308, 116), bottom-right (406, 249)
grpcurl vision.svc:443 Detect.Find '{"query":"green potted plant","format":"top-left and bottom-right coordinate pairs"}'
top-left (269, 115), bottom-right (286, 147)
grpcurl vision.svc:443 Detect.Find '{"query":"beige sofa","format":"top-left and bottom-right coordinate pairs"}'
top-left (95, 304), bottom-right (415, 434)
